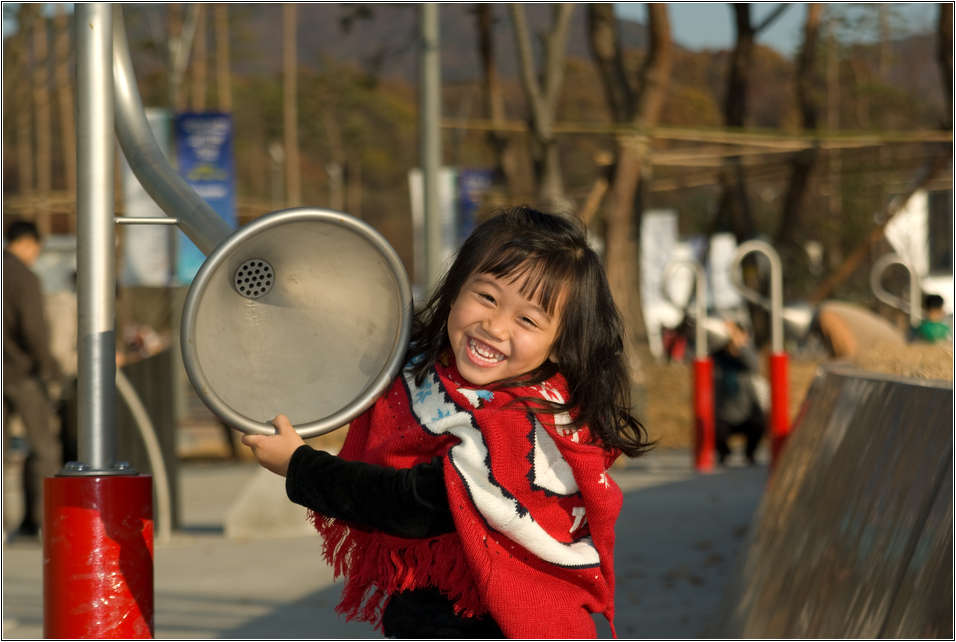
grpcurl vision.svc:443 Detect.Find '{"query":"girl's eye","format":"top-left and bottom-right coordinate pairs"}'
top-left (478, 292), bottom-right (495, 304)
top-left (520, 316), bottom-right (539, 328)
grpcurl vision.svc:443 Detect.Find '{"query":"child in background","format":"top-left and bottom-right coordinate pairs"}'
top-left (242, 207), bottom-right (652, 638)
top-left (913, 293), bottom-right (952, 343)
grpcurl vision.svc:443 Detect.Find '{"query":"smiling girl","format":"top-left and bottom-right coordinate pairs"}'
top-left (242, 206), bottom-right (652, 638)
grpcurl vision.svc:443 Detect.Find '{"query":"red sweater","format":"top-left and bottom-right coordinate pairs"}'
top-left (311, 354), bottom-right (622, 638)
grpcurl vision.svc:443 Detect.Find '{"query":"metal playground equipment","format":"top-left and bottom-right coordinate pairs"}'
top-left (729, 240), bottom-right (790, 467)
top-left (45, 5), bottom-right (412, 636)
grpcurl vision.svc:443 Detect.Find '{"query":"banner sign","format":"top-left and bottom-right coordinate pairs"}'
top-left (121, 108), bottom-right (173, 286)
top-left (174, 112), bottom-right (237, 284)
top-left (456, 169), bottom-right (494, 244)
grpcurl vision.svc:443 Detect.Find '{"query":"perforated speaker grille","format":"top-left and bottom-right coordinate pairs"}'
top-left (234, 258), bottom-right (274, 299)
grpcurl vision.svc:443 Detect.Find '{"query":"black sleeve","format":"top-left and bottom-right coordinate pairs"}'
top-left (285, 445), bottom-right (455, 539)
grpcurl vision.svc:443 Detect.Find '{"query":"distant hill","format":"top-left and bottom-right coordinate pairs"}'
top-left (126, 3), bottom-right (650, 84)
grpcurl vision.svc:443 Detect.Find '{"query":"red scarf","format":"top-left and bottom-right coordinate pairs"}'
top-left (310, 354), bottom-right (622, 638)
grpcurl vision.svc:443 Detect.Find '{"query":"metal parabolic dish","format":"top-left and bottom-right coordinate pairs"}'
top-left (181, 208), bottom-right (413, 437)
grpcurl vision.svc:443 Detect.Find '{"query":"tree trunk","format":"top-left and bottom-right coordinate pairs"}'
top-left (14, 7), bottom-right (35, 220)
top-left (215, 5), bottom-right (232, 112)
top-left (776, 3), bottom-right (823, 247)
top-left (510, 3), bottom-right (574, 212)
top-left (587, 3), bottom-right (672, 389)
top-left (54, 6), bottom-right (76, 203)
top-left (714, 4), bottom-right (756, 238)
top-left (476, 4), bottom-right (517, 196)
top-left (938, 4), bottom-right (953, 127)
top-left (33, 8), bottom-right (52, 234)
top-left (191, 4), bottom-right (207, 111)
top-left (347, 157), bottom-right (363, 219)
top-left (283, 4), bottom-right (301, 205)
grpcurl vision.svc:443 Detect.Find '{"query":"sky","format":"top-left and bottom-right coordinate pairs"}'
top-left (615, 3), bottom-right (940, 58)
top-left (3, 3), bottom-right (942, 58)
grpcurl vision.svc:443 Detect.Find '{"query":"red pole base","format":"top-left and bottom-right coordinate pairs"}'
top-left (44, 474), bottom-right (154, 639)
top-left (769, 352), bottom-right (790, 467)
top-left (693, 358), bottom-right (716, 472)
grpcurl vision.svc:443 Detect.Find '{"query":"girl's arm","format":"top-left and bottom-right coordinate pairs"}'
top-left (242, 415), bottom-right (454, 538)
top-left (285, 445), bottom-right (454, 538)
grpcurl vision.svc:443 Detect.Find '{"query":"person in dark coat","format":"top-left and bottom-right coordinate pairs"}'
top-left (3, 220), bottom-right (62, 537)
top-left (712, 319), bottom-right (766, 465)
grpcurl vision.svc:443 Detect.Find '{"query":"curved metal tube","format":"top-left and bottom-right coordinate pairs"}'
top-left (112, 5), bottom-right (232, 254)
top-left (116, 370), bottom-right (172, 544)
top-left (870, 253), bottom-right (921, 326)
top-left (731, 240), bottom-right (784, 353)
top-left (664, 259), bottom-right (708, 360)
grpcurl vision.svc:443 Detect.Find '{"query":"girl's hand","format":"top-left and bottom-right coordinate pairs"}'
top-left (240, 414), bottom-right (305, 477)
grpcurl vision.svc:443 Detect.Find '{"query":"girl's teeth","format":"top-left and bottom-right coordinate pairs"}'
top-left (470, 338), bottom-right (504, 362)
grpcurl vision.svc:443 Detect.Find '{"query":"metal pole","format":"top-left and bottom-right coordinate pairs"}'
top-left (663, 259), bottom-right (715, 472)
top-left (730, 239), bottom-right (784, 353)
top-left (113, 5), bottom-right (232, 254)
top-left (421, 3), bottom-right (442, 292)
top-left (730, 240), bottom-right (789, 466)
top-left (46, 6), bottom-right (155, 636)
top-left (76, 3), bottom-right (116, 471)
top-left (870, 253), bottom-right (922, 327)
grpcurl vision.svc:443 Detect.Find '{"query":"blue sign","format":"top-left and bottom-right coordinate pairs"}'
top-left (174, 112), bottom-right (237, 284)
top-left (456, 169), bottom-right (494, 244)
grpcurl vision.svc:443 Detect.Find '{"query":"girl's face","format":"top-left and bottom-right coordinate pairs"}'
top-left (446, 270), bottom-right (565, 386)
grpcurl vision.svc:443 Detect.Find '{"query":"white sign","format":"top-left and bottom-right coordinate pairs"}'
top-left (884, 189), bottom-right (929, 277)
top-left (119, 108), bottom-right (173, 286)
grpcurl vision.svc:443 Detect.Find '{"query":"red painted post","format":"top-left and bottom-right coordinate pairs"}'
top-left (44, 474), bottom-right (154, 638)
top-left (693, 358), bottom-right (715, 472)
top-left (769, 352), bottom-right (789, 466)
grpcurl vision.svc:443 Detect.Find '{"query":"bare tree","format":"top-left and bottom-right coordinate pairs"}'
top-left (775, 3), bottom-right (823, 247)
top-left (809, 3), bottom-right (954, 304)
top-left (32, 6), bottom-right (52, 233)
top-left (510, 3), bottom-right (575, 212)
top-left (191, 4), bottom-right (208, 111)
top-left (283, 4), bottom-right (301, 205)
top-left (713, 3), bottom-right (789, 239)
top-left (13, 6), bottom-right (35, 218)
top-left (54, 5), bottom-right (76, 200)
top-left (215, 5), bottom-right (232, 112)
top-left (168, 5), bottom-right (200, 113)
top-left (587, 3), bottom-right (673, 387)
top-left (475, 5), bottom-right (518, 199)
top-left (938, 3), bottom-right (953, 127)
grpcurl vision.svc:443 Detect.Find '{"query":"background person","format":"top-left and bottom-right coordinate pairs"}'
top-left (3, 220), bottom-right (63, 537)
top-left (712, 319), bottom-right (767, 466)
top-left (912, 293), bottom-right (952, 344)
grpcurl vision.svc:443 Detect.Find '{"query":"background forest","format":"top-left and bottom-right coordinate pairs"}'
top-left (2, 3), bottom-right (953, 348)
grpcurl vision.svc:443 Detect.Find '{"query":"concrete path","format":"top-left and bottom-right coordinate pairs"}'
top-left (2, 448), bottom-right (768, 639)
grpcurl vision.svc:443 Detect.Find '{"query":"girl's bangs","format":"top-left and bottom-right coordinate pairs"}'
top-left (474, 246), bottom-right (574, 315)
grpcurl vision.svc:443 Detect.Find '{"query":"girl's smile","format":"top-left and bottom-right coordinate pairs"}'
top-left (447, 271), bottom-right (565, 386)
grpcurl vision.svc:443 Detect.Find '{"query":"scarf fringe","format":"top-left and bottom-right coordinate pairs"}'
top-left (310, 510), bottom-right (486, 628)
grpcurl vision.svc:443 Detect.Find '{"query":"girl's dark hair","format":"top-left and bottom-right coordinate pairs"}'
top-left (407, 206), bottom-right (652, 458)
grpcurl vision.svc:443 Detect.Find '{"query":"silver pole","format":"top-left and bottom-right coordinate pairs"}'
top-left (664, 260), bottom-right (709, 360)
top-left (75, 3), bottom-right (116, 471)
top-left (731, 240), bottom-right (784, 354)
top-left (112, 5), bottom-right (232, 254)
top-left (870, 253), bottom-right (922, 326)
top-left (421, 3), bottom-right (442, 293)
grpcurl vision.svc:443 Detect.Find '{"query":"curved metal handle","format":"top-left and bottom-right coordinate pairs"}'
top-left (112, 5), bottom-right (232, 254)
top-left (663, 258), bottom-right (708, 360)
top-left (730, 239), bottom-right (784, 353)
top-left (870, 253), bottom-right (921, 326)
